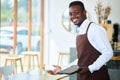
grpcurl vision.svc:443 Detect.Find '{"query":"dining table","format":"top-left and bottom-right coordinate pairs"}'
top-left (9, 68), bottom-right (69, 80)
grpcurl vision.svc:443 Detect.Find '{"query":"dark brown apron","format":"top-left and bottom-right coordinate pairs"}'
top-left (76, 22), bottom-right (110, 80)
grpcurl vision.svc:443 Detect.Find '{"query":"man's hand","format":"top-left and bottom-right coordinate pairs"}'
top-left (79, 66), bottom-right (90, 74)
top-left (47, 65), bottom-right (61, 75)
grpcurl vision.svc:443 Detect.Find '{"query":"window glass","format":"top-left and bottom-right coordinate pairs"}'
top-left (18, 0), bottom-right (28, 24)
top-left (1, 0), bottom-right (14, 26)
top-left (0, 0), bottom-right (14, 54)
top-left (17, 30), bottom-right (28, 35)
top-left (1, 0), bottom-right (41, 54)
top-left (31, 0), bottom-right (41, 51)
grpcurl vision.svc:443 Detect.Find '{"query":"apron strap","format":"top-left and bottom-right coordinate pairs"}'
top-left (86, 22), bottom-right (93, 34)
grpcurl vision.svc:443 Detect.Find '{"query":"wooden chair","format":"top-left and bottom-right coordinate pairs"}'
top-left (56, 52), bottom-right (70, 80)
top-left (22, 51), bottom-right (40, 71)
top-left (4, 54), bottom-right (23, 74)
top-left (57, 52), bottom-right (69, 66)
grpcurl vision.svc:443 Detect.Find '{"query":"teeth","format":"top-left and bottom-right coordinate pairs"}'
top-left (73, 19), bottom-right (77, 23)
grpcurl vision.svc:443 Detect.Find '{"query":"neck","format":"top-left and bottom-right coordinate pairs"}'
top-left (77, 18), bottom-right (86, 27)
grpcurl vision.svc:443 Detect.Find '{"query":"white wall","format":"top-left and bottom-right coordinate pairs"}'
top-left (83, 0), bottom-right (120, 23)
top-left (44, 0), bottom-right (120, 67)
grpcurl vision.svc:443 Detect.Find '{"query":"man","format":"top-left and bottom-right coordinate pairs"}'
top-left (47, 1), bottom-right (113, 80)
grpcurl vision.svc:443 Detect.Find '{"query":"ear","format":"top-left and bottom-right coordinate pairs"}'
top-left (83, 10), bottom-right (86, 14)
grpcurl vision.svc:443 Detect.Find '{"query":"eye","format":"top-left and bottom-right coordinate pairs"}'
top-left (74, 11), bottom-right (79, 15)
top-left (69, 11), bottom-right (80, 16)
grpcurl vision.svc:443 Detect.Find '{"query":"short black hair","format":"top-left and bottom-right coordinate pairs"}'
top-left (69, 1), bottom-right (85, 10)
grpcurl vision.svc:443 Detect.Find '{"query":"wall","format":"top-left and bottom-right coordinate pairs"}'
top-left (44, 0), bottom-right (120, 67)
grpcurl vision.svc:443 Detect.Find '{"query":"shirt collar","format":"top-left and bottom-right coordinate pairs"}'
top-left (77, 19), bottom-right (91, 34)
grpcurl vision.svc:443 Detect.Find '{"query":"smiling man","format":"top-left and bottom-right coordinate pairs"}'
top-left (47, 1), bottom-right (113, 80)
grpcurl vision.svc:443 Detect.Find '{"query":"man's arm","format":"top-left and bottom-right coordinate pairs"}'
top-left (88, 24), bottom-right (113, 73)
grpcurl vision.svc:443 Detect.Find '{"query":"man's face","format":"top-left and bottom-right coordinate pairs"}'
top-left (69, 5), bottom-right (86, 26)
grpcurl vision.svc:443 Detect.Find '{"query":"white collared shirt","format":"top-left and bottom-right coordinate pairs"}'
top-left (62, 19), bottom-right (113, 73)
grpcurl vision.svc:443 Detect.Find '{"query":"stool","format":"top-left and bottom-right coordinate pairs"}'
top-left (5, 54), bottom-right (23, 74)
top-left (57, 52), bottom-right (69, 66)
top-left (22, 51), bottom-right (40, 71)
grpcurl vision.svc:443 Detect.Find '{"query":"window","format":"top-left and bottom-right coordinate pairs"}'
top-left (1, 0), bottom-right (42, 54)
